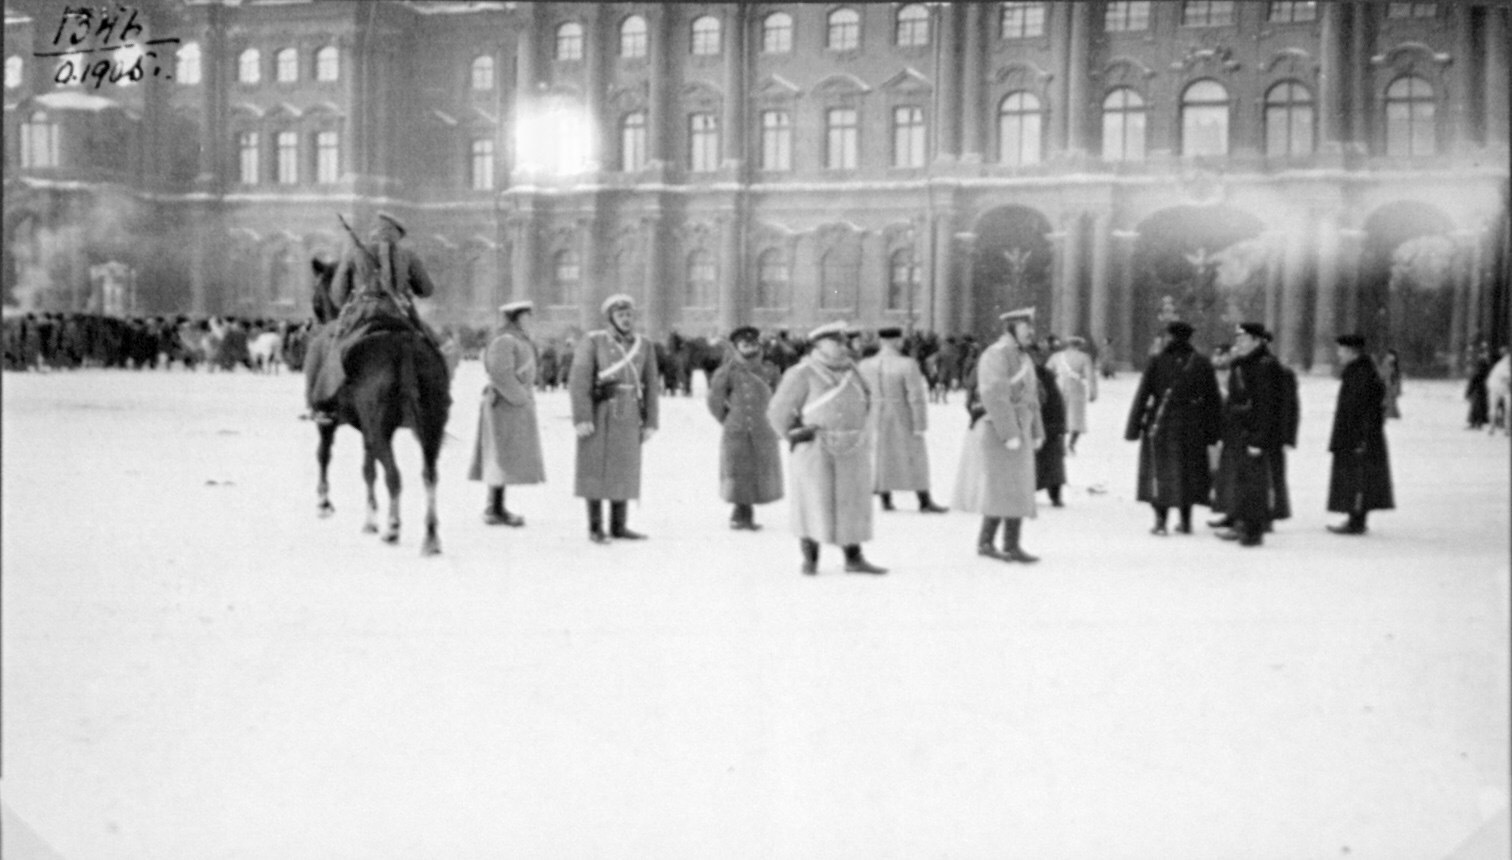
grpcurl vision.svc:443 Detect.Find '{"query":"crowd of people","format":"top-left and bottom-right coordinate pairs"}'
top-left (1, 311), bottom-right (318, 374)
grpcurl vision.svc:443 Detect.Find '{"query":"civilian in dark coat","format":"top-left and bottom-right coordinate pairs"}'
top-left (1326, 335), bottom-right (1395, 534)
top-left (1124, 321), bottom-right (1223, 535)
top-left (1031, 345), bottom-right (1068, 507)
top-left (1465, 347), bottom-right (1492, 429)
top-left (1213, 323), bottom-right (1285, 547)
top-left (707, 326), bottom-right (784, 529)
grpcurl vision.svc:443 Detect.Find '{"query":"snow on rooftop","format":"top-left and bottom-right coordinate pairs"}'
top-left (34, 91), bottom-right (128, 113)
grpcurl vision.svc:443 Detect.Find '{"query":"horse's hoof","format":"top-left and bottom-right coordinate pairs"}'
top-left (382, 531), bottom-right (399, 544)
top-left (362, 523), bottom-right (379, 534)
top-left (318, 502), bottom-right (335, 518)
top-left (420, 540), bottom-right (441, 557)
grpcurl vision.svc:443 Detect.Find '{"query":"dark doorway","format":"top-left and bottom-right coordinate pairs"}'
top-left (1132, 205), bottom-right (1265, 357)
top-left (969, 206), bottom-right (1053, 338)
top-left (1360, 201), bottom-right (1455, 375)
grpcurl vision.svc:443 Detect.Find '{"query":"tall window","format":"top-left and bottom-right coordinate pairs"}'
top-left (896, 4), bottom-right (929, 46)
top-left (238, 49), bottom-right (260, 84)
top-left (763, 12), bottom-right (793, 53)
top-left (1385, 76), bottom-right (1436, 156)
top-left (1264, 81), bottom-right (1314, 157)
top-left (820, 247), bottom-right (859, 309)
top-left (621, 15), bottom-right (647, 58)
top-left (761, 110), bottom-right (792, 171)
top-left (1001, 3), bottom-right (1046, 38)
top-left (315, 131), bottom-right (339, 183)
top-left (176, 43), bottom-right (201, 84)
top-left (828, 8), bottom-right (860, 51)
top-left (756, 249), bottom-right (789, 308)
top-left (826, 108), bottom-right (859, 170)
top-left (5, 55), bottom-right (21, 89)
top-left (556, 22), bottom-right (584, 61)
top-left (1105, 1), bottom-right (1151, 31)
top-left (892, 106), bottom-right (926, 168)
top-left (621, 112), bottom-right (647, 172)
top-left (1182, 1), bottom-right (1234, 26)
top-left (888, 249), bottom-right (919, 311)
top-left (471, 138), bottom-right (495, 190)
top-left (686, 250), bottom-right (716, 307)
top-left (1268, 2), bottom-right (1316, 23)
top-left (998, 92), bottom-right (1042, 166)
top-left (1387, 3), bottom-right (1436, 18)
top-left (276, 131), bottom-right (298, 184)
top-left (692, 16), bottom-right (721, 56)
top-left (315, 46), bottom-right (339, 81)
top-left (1180, 80), bottom-right (1229, 156)
top-left (553, 250), bottom-right (580, 306)
top-left (275, 48), bottom-right (298, 83)
top-left (20, 112), bottom-right (58, 168)
top-left (689, 113), bottom-right (719, 173)
top-left (1102, 88), bottom-right (1146, 162)
top-left (471, 56), bottom-right (494, 91)
top-left (237, 131), bottom-right (259, 184)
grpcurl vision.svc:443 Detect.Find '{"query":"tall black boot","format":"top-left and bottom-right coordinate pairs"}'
top-left (918, 491), bottom-right (948, 513)
top-left (610, 500), bottom-right (646, 540)
top-left (1151, 505), bottom-right (1169, 536)
top-left (483, 486), bottom-right (506, 525)
top-left (1177, 506), bottom-right (1193, 534)
top-left (977, 517), bottom-right (1010, 561)
top-left (495, 487), bottom-right (524, 527)
top-left (1002, 518), bottom-right (1040, 563)
top-left (879, 492), bottom-right (895, 511)
top-left (843, 544), bottom-right (887, 575)
top-left (587, 500), bottom-right (609, 543)
top-left (1048, 485), bottom-right (1064, 508)
top-left (800, 538), bottom-right (820, 575)
top-left (731, 503), bottom-right (759, 531)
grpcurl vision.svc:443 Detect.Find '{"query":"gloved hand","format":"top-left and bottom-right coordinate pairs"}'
top-left (641, 427), bottom-right (655, 444)
top-left (1005, 437), bottom-right (1022, 451)
top-left (575, 422), bottom-right (594, 438)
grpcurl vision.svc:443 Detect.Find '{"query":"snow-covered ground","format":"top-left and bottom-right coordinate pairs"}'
top-left (2, 362), bottom-right (1508, 859)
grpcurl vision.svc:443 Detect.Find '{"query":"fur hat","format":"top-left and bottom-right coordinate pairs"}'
top-left (729, 325), bottom-right (761, 344)
top-left (877, 326), bottom-right (904, 339)
top-left (1166, 321), bottom-right (1196, 340)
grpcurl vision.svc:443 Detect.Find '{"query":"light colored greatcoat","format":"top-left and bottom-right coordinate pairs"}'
top-left (571, 328), bottom-right (660, 500)
top-left (857, 344), bottom-right (931, 491)
top-left (1047, 346), bottom-right (1097, 433)
top-left (952, 334), bottom-right (1044, 518)
top-left (467, 325), bottom-right (545, 486)
top-left (707, 355), bottom-right (784, 505)
top-left (767, 356), bottom-right (873, 546)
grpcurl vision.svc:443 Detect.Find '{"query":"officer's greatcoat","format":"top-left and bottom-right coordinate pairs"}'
top-left (1326, 355), bottom-right (1395, 515)
top-left (708, 355), bottom-right (784, 505)
top-left (767, 355), bottom-right (873, 546)
top-left (570, 328), bottom-right (660, 501)
top-left (952, 335), bottom-right (1044, 518)
top-left (857, 345), bottom-right (932, 492)
top-left (468, 324), bottom-right (545, 486)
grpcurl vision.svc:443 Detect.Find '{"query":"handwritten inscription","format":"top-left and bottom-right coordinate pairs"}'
top-left (35, 4), bottom-right (180, 89)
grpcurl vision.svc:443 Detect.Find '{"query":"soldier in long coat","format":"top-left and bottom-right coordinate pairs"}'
top-left (1124, 321), bottom-right (1224, 535)
top-left (1326, 334), bottom-right (1395, 534)
top-left (1213, 323), bottom-right (1285, 547)
top-left (571, 294), bottom-right (660, 543)
top-left (1047, 335), bottom-right (1097, 453)
top-left (767, 321), bottom-right (886, 576)
top-left (467, 301), bottom-right (546, 527)
top-left (858, 326), bottom-right (947, 514)
top-left (1031, 343), bottom-right (1068, 507)
top-left (707, 325), bottom-right (783, 530)
top-left (952, 308), bottom-right (1045, 563)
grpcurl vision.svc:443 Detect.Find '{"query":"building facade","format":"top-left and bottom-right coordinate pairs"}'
top-left (4, 0), bottom-right (1509, 373)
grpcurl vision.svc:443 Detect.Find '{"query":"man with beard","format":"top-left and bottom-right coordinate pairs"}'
top-left (1326, 334), bottom-right (1395, 534)
top-left (1124, 321), bottom-right (1223, 536)
top-left (707, 325), bottom-right (783, 531)
top-left (952, 308), bottom-right (1045, 563)
top-left (570, 294), bottom-right (660, 543)
top-left (468, 301), bottom-right (546, 527)
top-left (859, 326), bottom-right (947, 514)
top-left (1213, 322), bottom-right (1284, 547)
top-left (767, 321), bottom-right (885, 576)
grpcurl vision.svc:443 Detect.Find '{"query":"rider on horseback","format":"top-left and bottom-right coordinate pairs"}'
top-left (305, 212), bottom-right (441, 425)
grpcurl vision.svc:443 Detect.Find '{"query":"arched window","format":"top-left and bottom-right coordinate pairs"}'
top-left (1264, 81), bottom-right (1314, 157)
top-left (315, 46), bottom-right (339, 82)
top-left (1180, 79), bottom-right (1229, 156)
top-left (691, 16), bottom-right (721, 56)
top-left (1101, 87), bottom-right (1146, 162)
top-left (686, 250), bottom-right (716, 307)
top-left (471, 55), bottom-right (494, 91)
top-left (553, 250), bottom-right (580, 306)
top-left (689, 113), bottom-right (719, 173)
top-left (820, 246), bottom-right (859, 309)
top-left (888, 248), bottom-right (920, 311)
top-left (620, 15), bottom-right (648, 58)
top-left (828, 8), bottom-right (860, 51)
top-left (998, 92), bottom-right (1042, 166)
top-left (4, 55), bottom-right (21, 89)
top-left (621, 112), bottom-right (647, 172)
top-left (896, 4), bottom-right (929, 46)
top-left (275, 48), bottom-right (298, 83)
top-left (762, 12), bottom-right (793, 53)
top-left (176, 42), bottom-right (201, 84)
top-left (1385, 75), bottom-right (1435, 157)
top-left (238, 48), bottom-right (261, 84)
top-left (556, 22), bottom-right (584, 61)
top-left (756, 249), bottom-right (789, 309)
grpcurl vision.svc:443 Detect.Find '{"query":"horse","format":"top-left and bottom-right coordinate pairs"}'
top-left (249, 329), bottom-right (284, 373)
top-left (309, 258), bottom-right (451, 556)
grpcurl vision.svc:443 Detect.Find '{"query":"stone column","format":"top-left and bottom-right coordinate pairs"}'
top-left (642, 213), bottom-right (668, 338)
top-left (960, 3), bottom-right (986, 163)
top-left (509, 211), bottom-right (538, 305)
top-left (1049, 1), bottom-right (1073, 154)
top-left (1311, 213), bottom-right (1342, 371)
top-left (1055, 213), bottom-right (1084, 338)
top-left (721, 3), bottom-right (747, 168)
top-left (1451, 2), bottom-right (1476, 151)
top-left (930, 212), bottom-right (956, 333)
top-left (1339, 228), bottom-right (1366, 335)
top-left (934, 3), bottom-right (962, 162)
top-left (647, 7), bottom-right (673, 168)
top-left (579, 216), bottom-right (600, 331)
top-left (1112, 230), bottom-right (1139, 370)
top-left (1088, 212), bottom-right (1112, 357)
top-left (1349, 2), bottom-right (1371, 151)
top-left (584, 6), bottom-right (609, 173)
top-left (718, 211), bottom-right (742, 332)
top-left (1263, 233), bottom-right (1283, 339)
top-left (1319, 0), bottom-right (1346, 153)
top-left (955, 232), bottom-right (979, 336)
top-left (1064, 1), bottom-right (1091, 156)
top-left (1280, 228), bottom-right (1308, 366)
top-left (1486, 6), bottom-right (1509, 148)
top-left (196, 7), bottom-right (225, 189)
top-left (1467, 229), bottom-right (1487, 347)
top-left (1047, 229), bottom-right (1068, 331)
top-left (1448, 230), bottom-right (1478, 372)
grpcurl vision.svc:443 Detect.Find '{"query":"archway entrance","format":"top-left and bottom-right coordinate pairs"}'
top-left (968, 206), bottom-right (1052, 338)
top-left (1360, 201), bottom-right (1456, 374)
top-left (1131, 205), bottom-right (1265, 355)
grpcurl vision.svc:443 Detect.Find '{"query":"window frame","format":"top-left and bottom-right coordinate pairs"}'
top-left (275, 130), bottom-right (299, 184)
top-left (237, 48), bottom-right (261, 84)
top-left (1384, 75), bottom-right (1436, 157)
top-left (1000, 2), bottom-right (1047, 39)
top-left (1100, 87), bottom-right (1147, 162)
top-left (892, 105), bottom-right (927, 169)
top-left (553, 250), bottom-right (581, 307)
top-left (1179, 79), bottom-right (1231, 157)
top-left (1104, 1), bottom-right (1151, 32)
top-left (556, 22), bottom-right (585, 62)
top-left (762, 12), bottom-right (794, 54)
top-left (315, 46), bottom-right (339, 82)
top-left (621, 111), bottom-right (647, 172)
top-left (825, 106), bottom-right (860, 170)
top-left (691, 15), bottom-right (722, 57)
top-left (470, 137), bottom-right (495, 190)
top-left (471, 55), bottom-right (494, 91)
top-left (689, 112), bottom-right (720, 173)
top-left (997, 91), bottom-right (1043, 167)
top-left (895, 4), bottom-right (930, 47)
top-left (237, 130), bottom-right (260, 184)
top-left (760, 110), bottom-right (792, 172)
top-left (275, 47), bottom-right (298, 83)
top-left (756, 249), bottom-right (790, 309)
top-left (827, 8), bottom-right (861, 52)
top-left (1263, 80), bottom-right (1315, 158)
top-left (315, 129), bottom-right (340, 184)
top-left (1180, 0), bottom-right (1235, 27)
top-left (176, 42), bottom-right (201, 84)
top-left (620, 15), bottom-right (648, 58)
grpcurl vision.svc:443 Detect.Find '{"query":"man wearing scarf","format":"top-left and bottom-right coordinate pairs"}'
top-left (1213, 322), bottom-right (1285, 547)
top-left (707, 325), bottom-right (784, 531)
top-left (570, 294), bottom-right (660, 543)
top-left (767, 321), bottom-right (886, 575)
top-left (952, 307), bottom-right (1045, 563)
top-left (468, 301), bottom-right (546, 527)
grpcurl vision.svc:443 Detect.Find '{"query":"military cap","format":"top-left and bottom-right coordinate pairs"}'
top-left (876, 326), bottom-right (904, 339)
top-left (1236, 322), bottom-right (1267, 339)
top-left (729, 325), bottom-right (761, 344)
top-left (1166, 320), bottom-right (1196, 340)
top-left (808, 320), bottom-right (850, 342)
top-left (1335, 333), bottom-right (1366, 349)
top-left (601, 293), bottom-right (636, 315)
top-left (499, 300), bottom-right (534, 317)
top-left (1000, 307), bottom-right (1036, 324)
top-left (375, 211), bottom-right (407, 237)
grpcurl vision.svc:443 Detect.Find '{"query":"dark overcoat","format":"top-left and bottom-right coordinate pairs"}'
top-left (1213, 346), bottom-right (1284, 526)
top-left (707, 355), bottom-right (784, 505)
top-left (1124, 340), bottom-right (1223, 508)
top-left (570, 329), bottom-right (660, 500)
top-left (1327, 355), bottom-right (1396, 514)
top-left (1034, 362), bottom-right (1067, 490)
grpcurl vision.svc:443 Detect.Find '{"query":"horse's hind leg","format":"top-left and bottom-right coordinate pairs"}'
top-left (361, 445), bottom-right (380, 534)
top-left (419, 434), bottom-right (441, 557)
top-left (316, 423), bottom-right (336, 517)
top-left (373, 434), bottom-right (402, 544)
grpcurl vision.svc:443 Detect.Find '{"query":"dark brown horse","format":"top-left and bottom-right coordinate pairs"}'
top-left (309, 258), bottom-right (451, 555)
